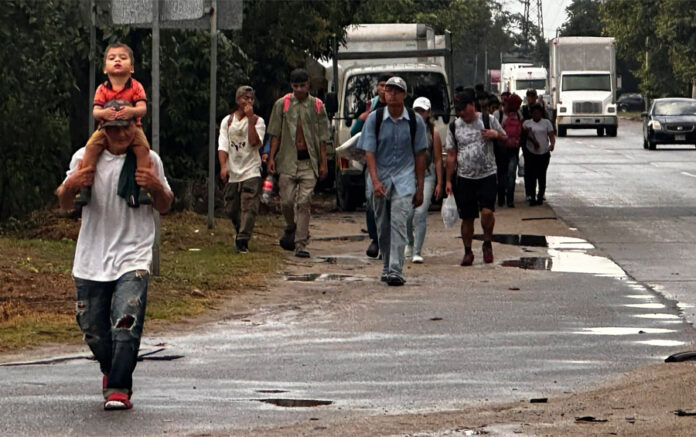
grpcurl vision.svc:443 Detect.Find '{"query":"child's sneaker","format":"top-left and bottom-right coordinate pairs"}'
top-left (74, 187), bottom-right (91, 206)
top-left (104, 392), bottom-right (132, 410)
top-left (138, 189), bottom-right (153, 205)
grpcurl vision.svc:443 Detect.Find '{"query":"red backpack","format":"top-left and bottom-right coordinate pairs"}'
top-left (502, 112), bottom-right (522, 148)
top-left (282, 93), bottom-right (323, 114)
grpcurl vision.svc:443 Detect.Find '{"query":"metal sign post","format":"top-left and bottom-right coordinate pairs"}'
top-left (207, 0), bottom-right (217, 229)
top-left (152, 0), bottom-right (161, 274)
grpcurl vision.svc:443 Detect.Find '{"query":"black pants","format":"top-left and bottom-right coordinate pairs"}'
top-left (523, 151), bottom-right (550, 200)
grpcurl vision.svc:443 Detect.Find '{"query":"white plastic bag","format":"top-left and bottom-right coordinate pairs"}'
top-left (441, 195), bottom-right (458, 228)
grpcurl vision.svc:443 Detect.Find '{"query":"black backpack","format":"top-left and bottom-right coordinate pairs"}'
top-left (374, 106), bottom-right (418, 154)
top-left (449, 112), bottom-right (490, 148)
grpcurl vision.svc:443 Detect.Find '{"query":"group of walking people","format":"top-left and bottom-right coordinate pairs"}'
top-left (55, 39), bottom-right (556, 409)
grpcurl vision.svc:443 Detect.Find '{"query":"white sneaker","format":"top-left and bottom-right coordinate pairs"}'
top-left (404, 245), bottom-right (413, 257)
top-left (412, 254), bottom-right (424, 264)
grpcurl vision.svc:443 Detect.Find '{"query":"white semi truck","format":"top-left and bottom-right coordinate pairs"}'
top-left (549, 36), bottom-right (618, 137)
top-left (316, 24), bottom-right (454, 211)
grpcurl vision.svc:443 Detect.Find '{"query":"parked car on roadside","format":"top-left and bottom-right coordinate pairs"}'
top-left (642, 98), bottom-right (696, 150)
top-left (617, 93), bottom-right (644, 112)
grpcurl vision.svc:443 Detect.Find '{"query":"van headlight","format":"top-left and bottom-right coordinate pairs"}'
top-left (649, 120), bottom-right (662, 131)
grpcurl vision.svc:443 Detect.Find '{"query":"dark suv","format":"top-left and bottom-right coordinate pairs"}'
top-left (617, 93), bottom-right (644, 112)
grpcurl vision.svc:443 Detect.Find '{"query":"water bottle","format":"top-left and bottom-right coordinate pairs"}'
top-left (261, 175), bottom-right (275, 204)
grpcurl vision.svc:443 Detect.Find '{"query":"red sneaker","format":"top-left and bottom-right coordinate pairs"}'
top-left (482, 242), bottom-right (494, 264)
top-left (104, 392), bottom-right (133, 410)
top-left (461, 252), bottom-right (474, 266)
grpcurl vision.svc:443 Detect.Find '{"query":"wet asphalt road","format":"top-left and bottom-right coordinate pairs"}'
top-left (2, 118), bottom-right (696, 436)
top-left (548, 119), bottom-right (696, 324)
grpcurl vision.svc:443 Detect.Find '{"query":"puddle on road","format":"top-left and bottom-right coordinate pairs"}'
top-left (493, 234), bottom-right (625, 278)
top-left (258, 398), bottom-right (333, 408)
top-left (632, 313), bottom-right (681, 320)
top-left (474, 234), bottom-right (593, 250)
top-left (284, 272), bottom-right (369, 282)
top-left (635, 339), bottom-right (688, 347)
top-left (573, 327), bottom-right (676, 336)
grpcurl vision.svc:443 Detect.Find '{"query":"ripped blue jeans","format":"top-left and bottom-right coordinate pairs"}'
top-left (75, 270), bottom-right (148, 399)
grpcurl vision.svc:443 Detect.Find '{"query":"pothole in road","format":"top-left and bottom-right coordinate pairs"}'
top-left (258, 398), bottom-right (333, 408)
top-left (256, 389), bottom-right (288, 394)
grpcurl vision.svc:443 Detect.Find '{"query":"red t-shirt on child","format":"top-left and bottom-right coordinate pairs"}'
top-left (94, 77), bottom-right (147, 125)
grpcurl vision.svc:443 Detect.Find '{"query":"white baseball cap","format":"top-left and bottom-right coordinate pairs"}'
top-left (413, 97), bottom-right (431, 111)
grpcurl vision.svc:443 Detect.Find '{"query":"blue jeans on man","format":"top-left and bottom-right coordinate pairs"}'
top-left (75, 270), bottom-right (148, 399)
top-left (373, 186), bottom-right (413, 281)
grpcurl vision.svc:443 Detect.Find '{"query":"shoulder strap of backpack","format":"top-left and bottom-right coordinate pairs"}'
top-left (407, 108), bottom-right (417, 153)
top-left (282, 93), bottom-right (293, 113)
top-left (313, 97), bottom-right (323, 114)
top-left (482, 112), bottom-right (490, 130)
top-left (374, 107), bottom-right (385, 148)
top-left (227, 113), bottom-right (235, 128)
top-left (498, 110), bottom-right (503, 124)
top-left (449, 120), bottom-right (457, 148)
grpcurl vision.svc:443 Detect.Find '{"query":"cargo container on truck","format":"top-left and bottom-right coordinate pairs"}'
top-left (548, 36), bottom-right (618, 137)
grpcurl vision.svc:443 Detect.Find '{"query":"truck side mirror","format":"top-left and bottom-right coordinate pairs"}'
top-left (325, 92), bottom-right (338, 115)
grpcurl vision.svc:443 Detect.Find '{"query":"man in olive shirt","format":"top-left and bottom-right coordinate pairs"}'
top-left (267, 68), bottom-right (330, 258)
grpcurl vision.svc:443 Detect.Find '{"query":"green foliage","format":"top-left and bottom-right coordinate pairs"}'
top-left (0, 0), bottom-right (85, 221)
top-left (559, 0), bottom-right (602, 37)
top-left (601, 0), bottom-right (694, 98)
top-left (236, 0), bottom-right (364, 118)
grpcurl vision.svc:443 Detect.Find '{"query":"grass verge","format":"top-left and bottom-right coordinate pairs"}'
top-left (0, 209), bottom-right (283, 353)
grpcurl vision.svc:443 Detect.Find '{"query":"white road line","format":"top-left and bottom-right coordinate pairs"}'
top-left (681, 172), bottom-right (696, 178)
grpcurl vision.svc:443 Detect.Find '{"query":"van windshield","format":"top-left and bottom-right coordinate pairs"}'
top-left (344, 72), bottom-right (450, 119)
top-left (562, 74), bottom-right (611, 91)
top-left (515, 79), bottom-right (546, 90)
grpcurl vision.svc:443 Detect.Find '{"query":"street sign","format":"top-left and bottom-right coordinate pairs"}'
top-left (108, 0), bottom-right (242, 29)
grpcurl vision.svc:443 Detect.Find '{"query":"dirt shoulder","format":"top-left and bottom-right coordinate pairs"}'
top-left (244, 362), bottom-right (696, 436)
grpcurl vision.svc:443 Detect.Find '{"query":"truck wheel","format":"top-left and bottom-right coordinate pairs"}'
top-left (606, 126), bottom-right (617, 137)
top-left (649, 141), bottom-right (657, 150)
top-left (557, 126), bottom-right (567, 137)
top-left (597, 128), bottom-right (605, 137)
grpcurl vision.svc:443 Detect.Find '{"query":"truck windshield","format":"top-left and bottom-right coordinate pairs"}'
top-left (344, 72), bottom-right (450, 119)
top-left (515, 79), bottom-right (546, 90)
top-left (562, 74), bottom-right (611, 91)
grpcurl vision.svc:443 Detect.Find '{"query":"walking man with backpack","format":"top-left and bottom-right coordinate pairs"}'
top-left (445, 88), bottom-right (507, 266)
top-left (267, 68), bottom-right (330, 258)
top-left (359, 77), bottom-right (427, 285)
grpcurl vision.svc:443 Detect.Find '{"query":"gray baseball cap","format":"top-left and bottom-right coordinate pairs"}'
top-left (101, 99), bottom-right (135, 127)
top-left (385, 76), bottom-right (407, 92)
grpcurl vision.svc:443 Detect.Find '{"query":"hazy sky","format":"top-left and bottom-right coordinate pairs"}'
top-left (501, 0), bottom-right (570, 39)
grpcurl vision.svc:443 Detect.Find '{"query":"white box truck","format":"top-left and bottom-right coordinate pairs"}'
top-left (509, 66), bottom-right (548, 103)
top-left (315, 24), bottom-right (453, 211)
top-left (549, 36), bottom-right (618, 137)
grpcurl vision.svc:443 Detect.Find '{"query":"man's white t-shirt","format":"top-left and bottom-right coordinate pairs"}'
top-left (65, 148), bottom-right (171, 282)
top-left (218, 114), bottom-right (266, 183)
top-left (523, 118), bottom-right (554, 155)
